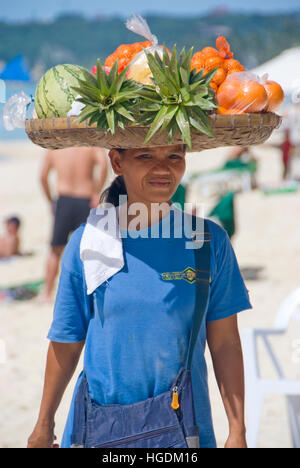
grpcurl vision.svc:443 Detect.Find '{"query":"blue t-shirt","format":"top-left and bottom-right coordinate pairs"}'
top-left (47, 209), bottom-right (252, 448)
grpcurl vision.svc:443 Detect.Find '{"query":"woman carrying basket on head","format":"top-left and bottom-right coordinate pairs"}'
top-left (24, 15), bottom-right (282, 449)
top-left (27, 141), bottom-right (252, 449)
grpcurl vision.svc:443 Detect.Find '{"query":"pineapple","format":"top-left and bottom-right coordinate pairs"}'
top-left (134, 46), bottom-right (218, 149)
top-left (72, 59), bottom-right (143, 133)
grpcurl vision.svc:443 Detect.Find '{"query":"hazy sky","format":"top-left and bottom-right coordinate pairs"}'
top-left (1, 0), bottom-right (300, 22)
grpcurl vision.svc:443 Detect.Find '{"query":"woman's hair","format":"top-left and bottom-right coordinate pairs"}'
top-left (100, 149), bottom-right (127, 206)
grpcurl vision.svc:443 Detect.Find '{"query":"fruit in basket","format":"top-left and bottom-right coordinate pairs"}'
top-left (204, 56), bottom-right (224, 72)
top-left (127, 47), bottom-right (168, 85)
top-left (35, 64), bottom-right (87, 118)
top-left (200, 47), bottom-right (220, 59)
top-left (91, 65), bottom-right (111, 76)
top-left (223, 58), bottom-right (245, 73)
top-left (210, 67), bottom-right (227, 86)
top-left (104, 41), bottom-right (152, 73)
top-left (191, 52), bottom-right (206, 72)
top-left (72, 59), bottom-right (142, 134)
top-left (217, 106), bottom-right (245, 115)
top-left (217, 72), bottom-right (268, 113)
top-left (133, 46), bottom-right (218, 149)
top-left (209, 82), bottom-right (218, 92)
top-left (191, 37), bottom-right (240, 90)
top-left (263, 80), bottom-right (284, 112)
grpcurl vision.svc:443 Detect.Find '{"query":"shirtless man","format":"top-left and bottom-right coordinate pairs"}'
top-left (0, 217), bottom-right (21, 258)
top-left (40, 146), bottom-right (108, 301)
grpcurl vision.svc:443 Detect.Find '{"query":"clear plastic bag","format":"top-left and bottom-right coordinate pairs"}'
top-left (67, 95), bottom-right (85, 117)
top-left (217, 71), bottom-right (284, 114)
top-left (217, 71), bottom-right (269, 114)
top-left (126, 14), bottom-right (167, 85)
top-left (0, 79), bottom-right (6, 104)
top-left (3, 91), bottom-right (33, 131)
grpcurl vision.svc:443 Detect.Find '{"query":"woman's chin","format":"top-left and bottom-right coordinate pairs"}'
top-left (145, 193), bottom-right (173, 204)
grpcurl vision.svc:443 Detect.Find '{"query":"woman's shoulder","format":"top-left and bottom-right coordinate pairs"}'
top-left (204, 217), bottom-right (228, 244)
top-left (187, 213), bottom-right (230, 269)
top-left (179, 207), bottom-right (228, 244)
top-left (61, 224), bottom-right (86, 275)
top-left (173, 206), bottom-right (228, 250)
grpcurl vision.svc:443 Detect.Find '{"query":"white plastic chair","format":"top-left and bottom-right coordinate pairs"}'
top-left (241, 288), bottom-right (300, 448)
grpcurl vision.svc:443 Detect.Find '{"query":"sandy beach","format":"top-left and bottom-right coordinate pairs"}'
top-left (0, 135), bottom-right (300, 448)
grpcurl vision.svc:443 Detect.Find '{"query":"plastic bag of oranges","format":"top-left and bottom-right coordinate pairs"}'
top-left (217, 71), bottom-right (284, 114)
top-left (191, 37), bottom-right (246, 94)
top-left (126, 14), bottom-right (169, 85)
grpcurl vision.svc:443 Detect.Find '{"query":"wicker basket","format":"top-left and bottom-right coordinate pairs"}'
top-left (25, 112), bottom-right (282, 152)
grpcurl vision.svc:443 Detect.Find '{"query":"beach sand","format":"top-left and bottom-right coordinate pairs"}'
top-left (0, 136), bottom-right (299, 448)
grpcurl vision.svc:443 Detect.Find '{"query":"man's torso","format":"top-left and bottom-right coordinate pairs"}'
top-left (51, 147), bottom-right (96, 198)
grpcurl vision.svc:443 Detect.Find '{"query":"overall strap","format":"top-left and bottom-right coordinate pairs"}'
top-left (186, 217), bottom-right (211, 370)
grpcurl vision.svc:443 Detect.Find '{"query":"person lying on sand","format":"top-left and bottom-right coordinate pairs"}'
top-left (0, 216), bottom-right (21, 258)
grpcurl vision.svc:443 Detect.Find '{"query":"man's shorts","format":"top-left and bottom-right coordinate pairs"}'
top-left (51, 195), bottom-right (91, 247)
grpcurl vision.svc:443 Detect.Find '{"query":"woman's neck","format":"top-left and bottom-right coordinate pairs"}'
top-left (118, 199), bottom-right (172, 231)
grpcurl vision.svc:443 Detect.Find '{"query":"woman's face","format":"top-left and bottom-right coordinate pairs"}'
top-left (108, 145), bottom-right (186, 204)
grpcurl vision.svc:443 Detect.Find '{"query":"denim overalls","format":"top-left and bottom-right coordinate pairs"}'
top-left (71, 218), bottom-right (211, 448)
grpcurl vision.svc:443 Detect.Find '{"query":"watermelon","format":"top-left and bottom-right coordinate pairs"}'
top-left (34, 64), bottom-right (87, 118)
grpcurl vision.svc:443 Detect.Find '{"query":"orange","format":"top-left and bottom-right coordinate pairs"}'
top-left (132, 41), bottom-right (152, 54)
top-left (204, 56), bottom-right (224, 71)
top-left (217, 77), bottom-right (268, 113)
top-left (201, 47), bottom-right (220, 58)
top-left (192, 63), bottom-right (205, 73)
top-left (115, 44), bottom-right (133, 58)
top-left (223, 59), bottom-right (245, 72)
top-left (118, 57), bottom-right (129, 72)
top-left (263, 80), bottom-right (284, 112)
top-left (202, 68), bottom-right (210, 76)
top-left (209, 82), bottom-right (218, 92)
top-left (217, 106), bottom-right (245, 115)
top-left (211, 67), bottom-right (227, 86)
top-left (191, 52), bottom-right (206, 71)
top-left (105, 53), bottom-right (118, 68)
top-left (105, 41), bottom-right (153, 73)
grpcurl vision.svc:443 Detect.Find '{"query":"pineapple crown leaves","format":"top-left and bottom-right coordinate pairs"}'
top-left (135, 45), bottom-right (218, 149)
top-left (72, 59), bottom-right (143, 133)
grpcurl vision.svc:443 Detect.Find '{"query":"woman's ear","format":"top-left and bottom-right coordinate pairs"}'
top-left (108, 149), bottom-right (123, 176)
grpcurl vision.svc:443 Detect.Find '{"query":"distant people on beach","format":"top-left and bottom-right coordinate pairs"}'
top-left (0, 216), bottom-right (21, 258)
top-left (227, 146), bottom-right (253, 162)
top-left (280, 128), bottom-right (295, 180)
top-left (40, 146), bottom-right (108, 301)
top-left (225, 146), bottom-right (258, 189)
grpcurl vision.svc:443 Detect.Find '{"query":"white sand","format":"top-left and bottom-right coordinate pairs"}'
top-left (0, 136), bottom-right (299, 448)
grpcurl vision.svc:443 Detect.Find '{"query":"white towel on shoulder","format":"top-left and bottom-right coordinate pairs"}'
top-left (80, 204), bottom-right (124, 295)
top-left (80, 202), bottom-right (197, 294)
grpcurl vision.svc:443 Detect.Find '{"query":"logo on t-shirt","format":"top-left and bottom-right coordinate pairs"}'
top-left (161, 267), bottom-right (197, 284)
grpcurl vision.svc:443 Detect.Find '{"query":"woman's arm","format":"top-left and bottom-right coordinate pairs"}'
top-left (206, 315), bottom-right (247, 448)
top-left (27, 340), bottom-right (84, 448)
